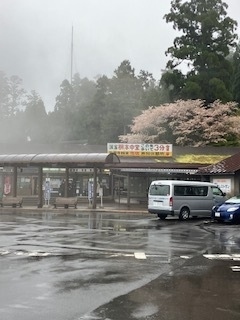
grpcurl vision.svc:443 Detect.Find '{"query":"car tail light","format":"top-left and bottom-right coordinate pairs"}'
top-left (169, 196), bottom-right (173, 207)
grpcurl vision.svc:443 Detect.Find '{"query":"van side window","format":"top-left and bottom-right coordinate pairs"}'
top-left (149, 185), bottom-right (170, 196)
top-left (174, 186), bottom-right (208, 196)
top-left (193, 186), bottom-right (208, 196)
top-left (174, 186), bottom-right (185, 196)
top-left (212, 186), bottom-right (223, 196)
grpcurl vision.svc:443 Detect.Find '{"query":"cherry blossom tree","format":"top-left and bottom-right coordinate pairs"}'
top-left (119, 100), bottom-right (240, 146)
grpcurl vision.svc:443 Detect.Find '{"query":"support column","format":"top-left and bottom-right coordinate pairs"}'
top-left (110, 172), bottom-right (114, 200)
top-left (38, 166), bottom-right (43, 208)
top-left (127, 173), bottom-right (130, 208)
top-left (92, 166), bottom-right (97, 209)
top-left (64, 167), bottom-right (69, 197)
top-left (12, 166), bottom-right (17, 197)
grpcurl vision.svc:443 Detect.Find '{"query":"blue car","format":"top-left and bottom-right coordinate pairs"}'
top-left (212, 196), bottom-right (240, 223)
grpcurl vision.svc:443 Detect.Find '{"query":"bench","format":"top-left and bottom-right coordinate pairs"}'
top-left (53, 197), bottom-right (78, 209)
top-left (0, 196), bottom-right (23, 208)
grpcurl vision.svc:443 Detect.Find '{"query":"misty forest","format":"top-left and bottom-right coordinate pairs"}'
top-left (1, 0), bottom-right (240, 147)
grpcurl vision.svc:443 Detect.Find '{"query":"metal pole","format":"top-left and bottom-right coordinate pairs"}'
top-left (70, 26), bottom-right (73, 85)
top-left (92, 167), bottom-right (97, 209)
top-left (38, 166), bottom-right (43, 208)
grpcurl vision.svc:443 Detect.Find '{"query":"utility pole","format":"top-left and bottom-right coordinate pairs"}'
top-left (70, 25), bottom-right (73, 85)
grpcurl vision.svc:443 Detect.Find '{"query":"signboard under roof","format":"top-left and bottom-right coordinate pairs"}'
top-left (107, 143), bottom-right (172, 157)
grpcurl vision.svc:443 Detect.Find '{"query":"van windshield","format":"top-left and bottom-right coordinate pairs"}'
top-left (149, 184), bottom-right (170, 196)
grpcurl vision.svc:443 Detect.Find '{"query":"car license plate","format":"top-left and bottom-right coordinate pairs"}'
top-left (215, 212), bottom-right (220, 217)
top-left (153, 201), bottom-right (162, 206)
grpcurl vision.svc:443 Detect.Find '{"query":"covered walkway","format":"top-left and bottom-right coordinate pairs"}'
top-left (0, 153), bottom-right (120, 208)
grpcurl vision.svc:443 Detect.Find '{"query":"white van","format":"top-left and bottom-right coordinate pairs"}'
top-left (148, 180), bottom-right (226, 220)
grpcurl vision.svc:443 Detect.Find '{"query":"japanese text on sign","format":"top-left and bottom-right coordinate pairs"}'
top-left (107, 143), bottom-right (172, 157)
top-left (213, 178), bottom-right (231, 194)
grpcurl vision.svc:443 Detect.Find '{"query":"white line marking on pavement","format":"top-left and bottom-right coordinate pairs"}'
top-left (0, 250), bottom-right (10, 255)
top-left (134, 252), bottom-right (146, 259)
top-left (109, 252), bottom-right (170, 261)
top-left (203, 254), bottom-right (240, 260)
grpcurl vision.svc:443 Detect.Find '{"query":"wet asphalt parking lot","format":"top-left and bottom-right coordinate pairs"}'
top-left (0, 211), bottom-right (240, 320)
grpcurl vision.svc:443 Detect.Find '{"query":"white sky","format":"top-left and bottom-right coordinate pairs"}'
top-left (0, 0), bottom-right (240, 112)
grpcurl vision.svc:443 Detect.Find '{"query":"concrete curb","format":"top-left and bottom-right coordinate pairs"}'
top-left (0, 205), bottom-right (150, 216)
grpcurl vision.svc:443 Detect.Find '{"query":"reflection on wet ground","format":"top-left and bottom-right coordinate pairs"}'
top-left (89, 222), bottom-right (240, 320)
top-left (92, 256), bottom-right (240, 320)
top-left (0, 212), bottom-right (240, 320)
top-left (203, 222), bottom-right (240, 255)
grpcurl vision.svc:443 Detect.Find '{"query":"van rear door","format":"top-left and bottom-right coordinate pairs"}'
top-left (148, 183), bottom-right (172, 213)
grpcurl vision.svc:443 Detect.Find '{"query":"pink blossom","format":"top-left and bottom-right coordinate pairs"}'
top-left (119, 100), bottom-right (240, 146)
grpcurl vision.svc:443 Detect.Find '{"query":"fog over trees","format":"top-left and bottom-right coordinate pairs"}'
top-left (1, 0), bottom-right (240, 147)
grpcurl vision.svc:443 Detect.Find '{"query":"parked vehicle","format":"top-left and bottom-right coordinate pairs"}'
top-left (212, 196), bottom-right (240, 223)
top-left (148, 180), bottom-right (226, 220)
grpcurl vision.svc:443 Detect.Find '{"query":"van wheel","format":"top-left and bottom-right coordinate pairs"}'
top-left (179, 207), bottom-right (190, 221)
top-left (158, 214), bottom-right (167, 220)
